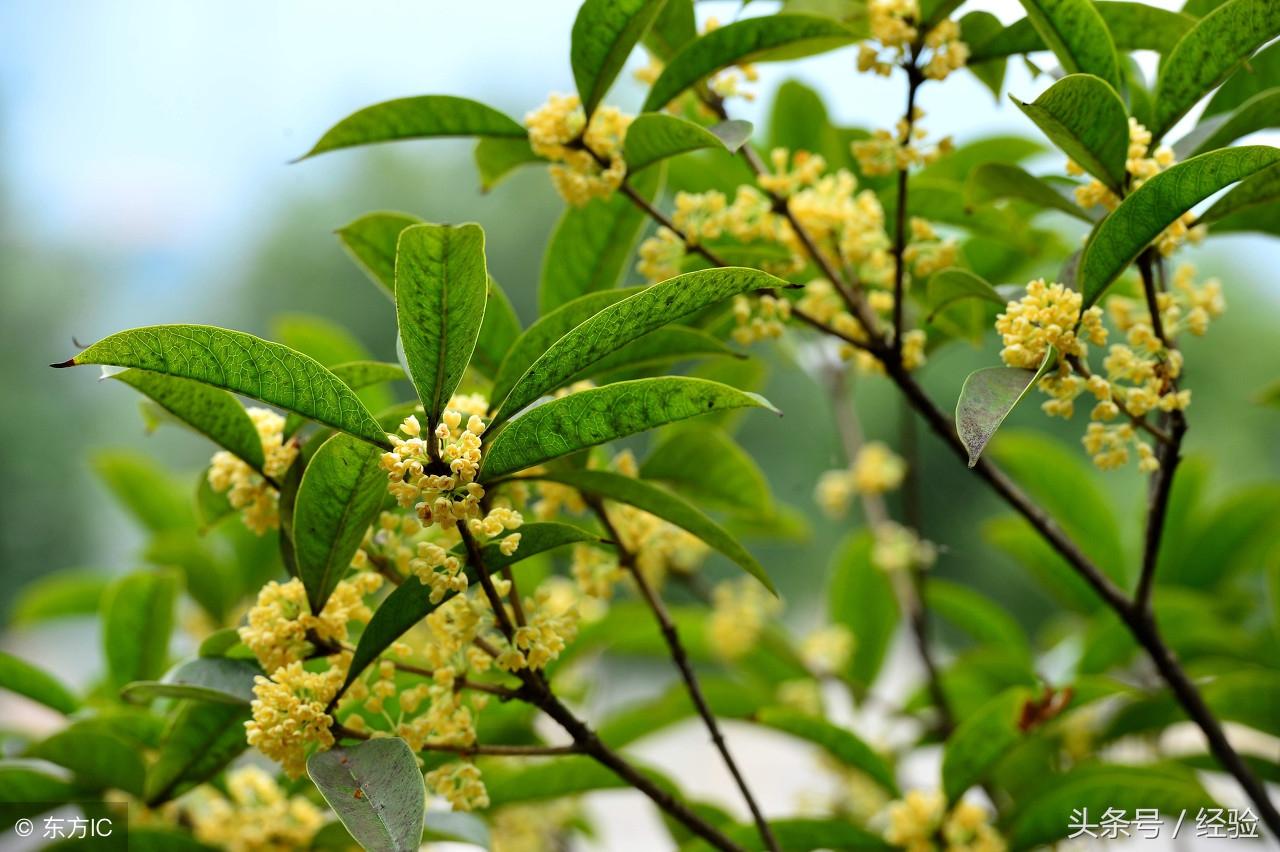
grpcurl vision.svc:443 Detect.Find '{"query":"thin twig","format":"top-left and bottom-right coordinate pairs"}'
top-left (892, 63), bottom-right (925, 359)
top-left (589, 498), bottom-right (780, 852)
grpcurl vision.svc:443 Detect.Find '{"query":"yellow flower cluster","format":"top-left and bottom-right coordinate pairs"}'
top-left (816, 441), bottom-right (908, 518)
top-left (425, 760), bottom-right (489, 811)
top-left (731, 294), bottom-right (792, 345)
top-left (178, 765), bottom-right (325, 852)
top-left (995, 279), bottom-right (1106, 369)
top-left (1070, 118), bottom-right (1205, 256)
top-left (240, 574), bottom-right (382, 673)
top-left (853, 110), bottom-right (955, 177)
top-left (800, 624), bottom-right (856, 675)
top-left (872, 520), bottom-right (937, 573)
top-left (207, 407), bottom-right (299, 534)
top-left (636, 227), bottom-right (686, 282)
top-left (490, 801), bottom-right (578, 852)
top-left (708, 576), bottom-right (782, 660)
top-left (526, 93), bottom-right (631, 207)
top-left (246, 660), bottom-right (345, 778)
top-left (883, 791), bottom-right (1005, 852)
top-left (703, 17), bottom-right (760, 102)
top-left (858, 0), bottom-right (969, 82)
top-left (922, 19), bottom-right (970, 81)
top-left (508, 583), bottom-right (580, 670)
top-left (902, 218), bottom-right (958, 279)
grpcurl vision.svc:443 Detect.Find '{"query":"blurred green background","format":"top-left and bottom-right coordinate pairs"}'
top-left (2, 0), bottom-right (1278, 639)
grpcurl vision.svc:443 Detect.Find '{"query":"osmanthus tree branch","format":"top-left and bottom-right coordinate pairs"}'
top-left (891, 61), bottom-right (926, 357)
top-left (587, 498), bottom-right (781, 852)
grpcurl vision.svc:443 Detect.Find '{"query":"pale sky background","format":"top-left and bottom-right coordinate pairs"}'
top-left (1, 2), bottom-right (1275, 850)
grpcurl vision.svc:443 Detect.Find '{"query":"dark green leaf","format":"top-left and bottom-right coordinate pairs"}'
top-left (102, 571), bottom-right (177, 690)
top-left (942, 687), bottom-right (1031, 801)
top-left (308, 738), bottom-right (426, 852)
top-left (473, 278), bottom-right (522, 380)
top-left (0, 651), bottom-right (78, 714)
top-left (719, 819), bottom-right (891, 852)
top-left (1203, 40), bottom-right (1280, 118)
top-left (537, 165), bottom-right (662, 315)
top-left (474, 137), bottom-right (543, 192)
top-left (828, 532), bottom-right (898, 692)
top-left (62, 326), bottom-right (388, 448)
top-left (579, 326), bottom-right (742, 384)
top-left (522, 468), bottom-right (775, 591)
top-left (955, 347), bottom-right (1055, 467)
top-left (1199, 160), bottom-right (1280, 224)
top-left (483, 377), bottom-right (779, 481)
top-left (294, 433), bottom-right (387, 611)
top-left (395, 223), bottom-right (489, 426)
top-left (643, 15), bottom-right (857, 111)
top-left (572, 0), bottom-right (669, 116)
top-left (644, 0), bottom-right (697, 61)
top-left (1080, 146), bottom-right (1280, 307)
top-left (970, 2), bottom-right (1193, 63)
top-left (756, 708), bottom-right (899, 795)
top-left (926, 579), bottom-right (1030, 655)
top-left (1012, 74), bottom-right (1130, 193)
top-left (336, 211), bottom-right (423, 297)
top-left (483, 756), bottom-right (635, 807)
top-left (1176, 88), bottom-right (1280, 158)
top-left (641, 426), bottom-right (771, 515)
top-left (343, 579), bottom-right (441, 693)
top-left (92, 451), bottom-right (192, 532)
top-left (301, 96), bottom-right (525, 159)
top-left (624, 114), bottom-right (752, 173)
top-left (926, 268), bottom-right (1006, 322)
top-left (494, 267), bottom-right (781, 425)
top-left (960, 12), bottom-right (1009, 99)
top-left (145, 700), bottom-right (250, 805)
top-left (455, 521), bottom-right (601, 571)
top-left (1013, 0), bottom-right (1122, 91)
top-left (965, 162), bottom-right (1092, 222)
top-left (9, 569), bottom-right (110, 626)
top-left (1152, 0), bottom-right (1280, 138)
top-left (28, 724), bottom-right (145, 796)
top-left (121, 657), bottom-right (261, 706)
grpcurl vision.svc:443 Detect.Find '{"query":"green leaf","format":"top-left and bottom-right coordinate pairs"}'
top-left (827, 532), bottom-right (898, 692)
top-left (572, 0), bottom-right (669, 116)
top-left (1152, 0), bottom-right (1280, 138)
top-left (0, 651), bottom-right (78, 714)
top-left (145, 700), bottom-right (250, 805)
top-left (102, 571), bottom-right (178, 690)
top-left (960, 12), bottom-right (1009, 99)
top-left (0, 759), bottom-right (82, 812)
top-left (483, 377), bottom-right (778, 481)
top-left (926, 579), bottom-right (1030, 655)
top-left (121, 657), bottom-right (261, 706)
top-left (28, 724), bottom-right (146, 796)
top-left (473, 278), bottom-right (522, 380)
top-left (537, 165), bottom-right (662, 315)
top-left (1009, 764), bottom-right (1213, 849)
top-left (494, 267), bottom-right (781, 425)
top-left (493, 288), bottom-right (641, 407)
top-left (336, 212), bottom-right (423, 297)
top-left (585, 326), bottom-right (742, 382)
top-left (61, 325), bottom-right (388, 448)
top-left (113, 369), bottom-right (266, 471)
top-left (425, 811), bottom-right (491, 847)
top-left (756, 708), bottom-right (899, 795)
top-left (309, 738), bottom-right (426, 852)
top-left (719, 819), bottom-right (891, 852)
top-left (644, 0), bottom-right (696, 61)
top-left (1203, 40), bottom-right (1280, 118)
top-left (521, 468), bottom-right (775, 592)
top-left (926, 268), bottom-right (1006, 322)
top-left (965, 163), bottom-right (1092, 222)
top-left (1106, 669), bottom-right (1280, 739)
top-left (643, 15), bottom-right (857, 112)
top-left (456, 521), bottom-right (601, 572)
top-left (395, 223), bottom-right (489, 427)
top-left (1012, 74), bottom-right (1130, 193)
top-left (970, 2), bottom-right (1193, 63)
top-left (93, 451), bottom-right (192, 532)
top-left (483, 756), bottom-right (636, 807)
top-left (955, 347), bottom-right (1055, 467)
top-left (1080, 146), bottom-right (1280, 307)
top-left (624, 114), bottom-right (752, 173)
top-left (9, 569), bottom-right (110, 626)
top-left (941, 687), bottom-right (1031, 801)
top-left (641, 426), bottom-right (771, 515)
top-left (342, 579), bottom-right (442, 693)
top-left (1199, 160), bottom-right (1280, 224)
top-left (1176, 88), bottom-right (1280, 157)
top-left (301, 95), bottom-right (525, 159)
top-left (294, 433), bottom-right (388, 612)
top-left (1013, 0), bottom-right (1122, 91)
top-left (474, 137), bottom-right (543, 192)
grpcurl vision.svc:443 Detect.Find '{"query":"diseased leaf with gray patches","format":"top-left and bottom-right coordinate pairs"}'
top-left (308, 738), bottom-right (426, 852)
top-left (956, 348), bottom-right (1055, 467)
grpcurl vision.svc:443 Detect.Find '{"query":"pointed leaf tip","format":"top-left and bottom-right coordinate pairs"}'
top-left (50, 358), bottom-right (76, 369)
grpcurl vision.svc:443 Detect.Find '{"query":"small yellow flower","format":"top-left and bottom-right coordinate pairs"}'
top-left (525, 93), bottom-right (631, 207)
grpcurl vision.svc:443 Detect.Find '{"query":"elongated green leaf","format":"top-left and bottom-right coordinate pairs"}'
top-left (756, 708), bottom-right (899, 795)
top-left (970, 2), bottom-right (1193, 63)
top-left (960, 12), bottom-right (1009, 99)
top-left (145, 700), bottom-right (250, 805)
top-left (925, 580), bottom-right (1029, 655)
top-left (1106, 669), bottom-right (1280, 738)
top-left (474, 136), bottom-right (542, 191)
top-left (301, 95), bottom-right (525, 159)
top-left (283, 361), bottom-right (404, 440)
top-left (294, 433), bottom-right (388, 612)
top-left (1176, 88), bottom-right (1280, 158)
top-left (942, 687), bottom-right (1032, 801)
top-left (0, 651), bottom-right (78, 714)
top-left (483, 377), bottom-right (778, 480)
top-left (337, 212), bottom-right (423, 297)
top-left (102, 571), bottom-right (177, 690)
top-left (113, 370), bottom-right (266, 470)
top-left (0, 759), bottom-right (82, 808)
top-left (641, 426), bottom-right (771, 515)
top-left (719, 819), bottom-right (891, 852)
top-left (1199, 160), bottom-right (1280, 223)
top-left (965, 163), bottom-right (1092, 222)
top-left (956, 348), bottom-right (1055, 467)
top-left (644, 0), bottom-right (696, 61)
top-left (578, 326), bottom-right (742, 384)
top-left (28, 725), bottom-right (146, 796)
top-left (493, 288), bottom-right (641, 407)
top-left (473, 278), bottom-right (522, 380)
top-left (927, 268), bottom-right (1006, 322)
top-left (1152, 0), bottom-right (1280, 138)
top-left (572, 0), bottom-right (669, 116)
top-left (121, 657), bottom-right (261, 705)
top-left (523, 468), bottom-right (775, 591)
top-left (455, 521), bottom-right (601, 571)
top-left (483, 756), bottom-right (633, 807)
top-left (1009, 765), bottom-right (1212, 849)
top-left (597, 676), bottom-right (770, 745)
top-left (495, 267), bottom-right (781, 424)
top-left (395, 223), bottom-right (489, 426)
top-left (60, 325), bottom-right (388, 448)
top-left (538, 165), bottom-right (661, 315)
top-left (309, 738), bottom-right (426, 852)
top-left (1080, 146), bottom-right (1280, 307)
top-left (1203, 40), bottom-right (1280, 118)
top-left (624, 114), bottom-right (752, 173)
top-left (344, 579), bottom-right (440, 693)
top-left (643, 15), bottom-right (857, 111)
top-left (827, 532), bottom-right (898, 693)
top-left (1014, 0), bottom-right (1121, 91)
top-left (1012, 74), bottom-right (1129, 193)
top-left (93, 450), bottom-right (193, 533)
top-left (9, 569), bottom-right (110, 626)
